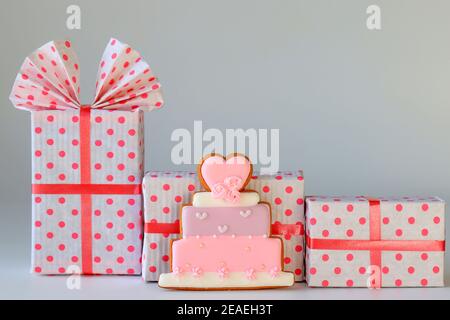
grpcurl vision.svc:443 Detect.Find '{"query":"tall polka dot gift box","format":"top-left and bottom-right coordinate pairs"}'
top-left (10, 38), bottom-right (164, 275)
top-left (305, 196), bottom-right (445, 287)
top-left (142, 170), bottom-right (305, 282)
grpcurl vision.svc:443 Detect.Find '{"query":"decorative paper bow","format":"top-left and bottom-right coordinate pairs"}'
top-left (10, 38), bottom-right (163, 111)
top-left (211, 176), bottom-right (243, 203)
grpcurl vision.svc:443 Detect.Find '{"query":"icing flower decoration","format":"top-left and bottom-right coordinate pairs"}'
top-left (211, 176), bottom-right (243, 203)
top-left (245, 268), bottom-right (256, 280)
top-left (269, 266), bottom-right (280, 278)
top-left (217, 267), bottom-right (229, 279)
top-left (192, 266), bottom-right (203, 278)
top-left (173, 266), bottom-right (184, 277)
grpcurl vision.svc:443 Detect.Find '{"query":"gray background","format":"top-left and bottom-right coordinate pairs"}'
top-left (1, 0), bottom-right (449, 299)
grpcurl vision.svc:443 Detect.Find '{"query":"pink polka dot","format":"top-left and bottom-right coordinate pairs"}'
top-left (408, 217), bottom-right (415, 224)
top-left (395, 253), bottom-right (403, 261)
top-left (106, 222), bottom-right (114, 229)
top-left (118, 116), bottom-right (125, 124)
top-left (46, 209), bottom-right (54, 216)
top-left (94, 256), bottom-right (101, 263)
top-left (106, 198), bottom-right (114, 205)
top-left (346, 253), bottom-right (354, 261)
top-left (35, 127), bottom-right (42, 134)
top-left (58, 244), bottom-right (65, 251)
top-left (421, 278), bottom-right (428, 286)
top-left (118, 140), bottom-right (125, 147)
top-left (71, 256), bottom-right (78, 263)
top-left (149, 266), bottom-right (157, 273)
top-left (58, 174), bottom-right (66, 181)
top-left (58, 221), bottom-right (66, 228)
top-left (47, 115), bottom-right (54, 122)
top-left (322, 204), bottom-right (329, 213)
top-left (295, 245), bottom-right (303, 252)
top-left (433, 216), bottom-right (441, 224)
top-left (106, 245), bottom-right (113, 252)
top-left (334, 267), bottom-right (341, 275)
top-left (395, 204), bottom-right (403, 212)
top-left (421, 253), bottom-right (428, 261)
top-left (127, 223), bottom-right (135, 230)
top-left (346, 204), bottom-right (354, 212)
top-left (359, 217), bottom-right (366, 225)
top-left (284, 209), bottom-right (292, 216)
top-left (174, 196), bottom-right (182, 203)
top-left (297, 198), bottom-right (304, 205)
top-left (433, 266), bottom-right (440, 274)
top-left (322, 280), bottom-right (329, 287)
top-left (421, 228), bottom-right (429, 236)
top-left (117, 233), bottom-right (125, 240)
top-left (309, 267), bottom-right (317, 275)
top-left (346, 279), bottom-right (354, 287)
top-left (128, 152), bottom-right (135, 159)
top-left (127, 245), bottom-right (135, 252)
top-left (150, 242), bottom-right (157, 250)
top-left (322, 230), bottom-right (329, 237)
top-left (35, 173), bottom-right (42, 180)
top-left (117, 257), bottom-right (124, 264)
top-left (421, 204), bottom-right (429, 212)
top-left (95, 140), bottom-right (102, 146)
top-left (72, 232), bottom-right (79, 239)
top-left (94, 209), bottom-right (102, 216)
top-left (128, 129), bottom-right (136, 136)
top-left (106, 268), bottom-right (113, 274)
top-left (116, 210), bottom-right (125, 218)
top-left (382, 217), bottom-right (390, 224)
top-left (382, 266), bottom-right (389, 274)
top-left (94, 233), bottom-right (101, 240)
top-left (34, 221), bottom-right (42, 227)
top-left (34, 267), bottom-right (42, 273)
top-left (58, 197), bottom-right (66, 204)
top-left (322, 254), bottom-right (329, 262)
top-left (107, 129), bottom-right (114, 135)
top-left (274, 197), bottom-right (282, 205)
top-left (46, 139), bottom-right (54, 146)
top-left (128, 199), bottom-right (136, 206)
top-left (408, 266), bottom-right (415, 274)
top-left (95, 116), bottom-right (103, 123)
top-left (106, 175), bottom-right (114, 182)
top-left (94, 163), bottom-right (102, 170)
top-left (395, 279), bottom-right (402, 287)
top-left (188, 184), bottom-right (195, 191)
top-left (310, 218), bottom-right (317, 225)
top-left (346, 229), bottom-right (354, 237)
top-left (47, 256), bottom-right (54, 262)
top-left (72, 139), bottom-right (79, 146)
top-left (35, 243), bottom-right (42, 250)
top-left (72, 116), bottom-right (79, 123)
top-left (107, 152), bottom-right (114, 158)
top-left (294, 269), bottom-right (302, 275)
top-left (72, 163), bottom-right (79, 170)
top-left (359, 267), bottom-right (366, 274)
top-left (285, 186), bottom-right (293, 193)
top-left (46, 232), bottom-right (54, 239)
top-left (395, 229), bottom-right (403, 237)
top-left (35, 196), bottom-right (42, 203)
top-left (162, 207), bottom-right (170, 214)
top-left (334, 218), bottom-right (341, 225)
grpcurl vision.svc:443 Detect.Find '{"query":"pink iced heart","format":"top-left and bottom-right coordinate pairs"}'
top-left (199, 154), bottom-right (252, 191)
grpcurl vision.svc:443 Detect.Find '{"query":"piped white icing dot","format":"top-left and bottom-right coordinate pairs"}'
top-left (248, 235), bottom-right (253, 239)
top-left (213, 234), bottom-right (217, 239)
top-left (231, 234), bottom-right (236, 238)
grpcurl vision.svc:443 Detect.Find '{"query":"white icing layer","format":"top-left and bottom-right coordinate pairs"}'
top-left (159, 271), bottom-right (294, 289)
top-left (192, 192), bottom-right (260, 207)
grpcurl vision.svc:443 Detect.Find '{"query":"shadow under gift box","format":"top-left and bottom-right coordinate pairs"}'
top-left (305, 196), bottom-right (445, 288)
top-left (142, 170), bottom-right (305, 282)
top-left (10, 38), bottom-right (164, 275)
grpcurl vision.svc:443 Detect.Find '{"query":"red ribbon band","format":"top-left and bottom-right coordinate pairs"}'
top-left (144, 222), bottom-right (303, 236)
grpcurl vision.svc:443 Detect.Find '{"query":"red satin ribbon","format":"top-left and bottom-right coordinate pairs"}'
top-left (31, 107), bottom-right (141, 275)
top-left (144, 222), bottom-right (303, 236)
top-left (306, 197), bottom-right (445, 288)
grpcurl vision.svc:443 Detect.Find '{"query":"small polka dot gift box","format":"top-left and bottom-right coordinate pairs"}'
top-left (10, 38), bottom-right (164, 275)
top-left (142, 170), bottom-right (305, 282)
top-left (305, 196), bottom-right (445, 287)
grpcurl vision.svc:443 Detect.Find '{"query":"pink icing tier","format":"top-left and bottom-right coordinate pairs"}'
top-left (171, 236), bottom-right (283, 273)
top-left (181, 204), bottom-right (270, 237)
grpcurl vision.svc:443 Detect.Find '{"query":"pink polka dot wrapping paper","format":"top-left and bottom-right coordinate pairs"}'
top-left (142, 171), bottom-right (305, 282)
top-left (305, 196), bottom-right (445, 287)
top-left (10, 38), bottom-right (164, 275)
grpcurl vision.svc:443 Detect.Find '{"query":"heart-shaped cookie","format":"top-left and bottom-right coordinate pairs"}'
top-left (198, 154), bottom-right (252, 191)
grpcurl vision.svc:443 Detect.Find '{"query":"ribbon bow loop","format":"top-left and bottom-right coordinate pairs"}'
top-left (10, 38), bottom-right (163, 112)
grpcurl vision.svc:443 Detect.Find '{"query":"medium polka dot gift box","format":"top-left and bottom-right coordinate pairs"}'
top-left (305, 196), bottom-right (445, 287)
top-left (9, 38), bottom-right (164, 275)
top-left (142, 170), bottom-right (305, 282)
